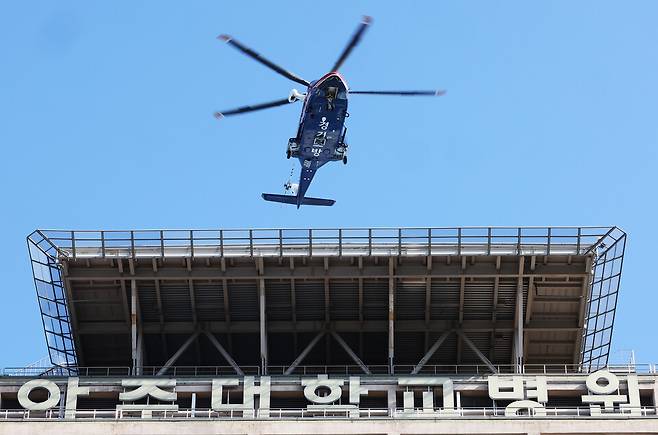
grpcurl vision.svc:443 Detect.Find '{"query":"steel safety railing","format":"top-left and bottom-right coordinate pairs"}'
top-left (393, 363), bottom-right (658, 375)
top-left (1, 406), bottom-right (656, 421)
top-left (29, 226), bottom-right (622, 259)
top-left (3, 363), bottom-right (656, 378)
top-left (138, 365), bottom-right (261, 377)
top-left (268, 364), bottom-right (391, 375)
top-left (1, 366), bottom-right (131, 377)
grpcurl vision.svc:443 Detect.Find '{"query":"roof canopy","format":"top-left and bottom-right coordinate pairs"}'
top-left (27, 226), bottom-right (626, 374)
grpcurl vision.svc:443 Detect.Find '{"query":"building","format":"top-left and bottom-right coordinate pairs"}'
top-left (1, 226), bottom-right (656, 435)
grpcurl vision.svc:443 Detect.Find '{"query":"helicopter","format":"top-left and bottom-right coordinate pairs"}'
top-left (215, 16), bottom-right (444, 207)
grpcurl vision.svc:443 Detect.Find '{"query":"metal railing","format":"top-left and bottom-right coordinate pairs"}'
top-left (267, 365), bottom-right (391, 375)
top-left (30, 226), bottom-right (619, 259)
top-left (139, 365), bottom-right (261, 377)
top-left (3, 363), bottom-right (656, 378)
top-left (2, 406), bottom-right (656, 421)
top-left (1, 366), bottom-right (131, 377)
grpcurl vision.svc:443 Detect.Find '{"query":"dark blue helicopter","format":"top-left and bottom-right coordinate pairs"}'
top-left (215, 16), bottom-right (444, 207)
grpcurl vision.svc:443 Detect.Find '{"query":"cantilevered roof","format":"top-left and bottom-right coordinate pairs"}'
top-left (27, 227), bottom-right (626, 374)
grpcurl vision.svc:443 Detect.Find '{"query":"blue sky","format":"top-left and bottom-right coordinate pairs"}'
top-left (0, 1), bottom-right (656, 367)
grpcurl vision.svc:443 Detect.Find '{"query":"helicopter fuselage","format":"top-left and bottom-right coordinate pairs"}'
top-left (218, 17), bottom-right (442, 207)
top-left (287, 72), bottom-right (349, 206)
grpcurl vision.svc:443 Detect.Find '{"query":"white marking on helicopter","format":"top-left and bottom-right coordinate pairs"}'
top-left (312, 117), bottom-right (329, 156)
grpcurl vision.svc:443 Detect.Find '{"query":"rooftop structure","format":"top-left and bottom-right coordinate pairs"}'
top-left (26, 226), bottom-right (626, 376)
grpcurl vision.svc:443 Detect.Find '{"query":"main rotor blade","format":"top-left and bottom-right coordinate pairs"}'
top-left (218, 35), bottom-right (310, 87)
top-left (331, 16), bottom-right (372, 72)
top-left (349, 90), bottom-right (446, 96)
top-left (214, 98), bottom-right (292, 119)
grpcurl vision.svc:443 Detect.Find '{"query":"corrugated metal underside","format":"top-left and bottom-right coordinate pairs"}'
top-left (64, 254), bottom-right (590, 368)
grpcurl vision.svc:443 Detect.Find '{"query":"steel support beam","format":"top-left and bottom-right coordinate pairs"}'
top-left (324, 266), bottom-right (331, 363)
top-left (154, 280), bottom-right (168, 360)
top-left (188, 279), bottom-right (198, 325)
top-left (514, 256), bottom-right (525, 373)
top-left (456, 329), bottom-right (498, 374)
top-left (136, 327), bottom-right (144, 375)
top-left (130, 280), bottom-right (139, 374)
top-left (157, 330), bottom-right (200, 375)
top-left (458, 275), bottom-right (465, 324)
top-left (411, 330), bottom-right (451, 374)
top-left (284, 330), bottom-right (326, 375)
top-left (78, 318), bottom-right (552, 335)
top-left (489, 275), bottom-right (500, 361)
top-left (388, 258), bottom-right (395, 373)
top-left (119, 279), bottom-right (131, 326)
top-left (424, 256), bottom-right (432, 353)
top-left (221, 279), bottom-right (233, 354)
top-left (573, 255), bottom-right (593, 364)
top-left (64, 262), bottom-right (591, 281)
top-left (258, 276), bottom-right (268, 375)
top-left (290, 278), bottom-right (298, 353)
top-left (358, 263), bottom-right (364, 357)
top-left (524, 276), bottom-right (535, 325)
top-left (203, 331), bottom-right (243, 375)
top-left (62, 275), bottom-right (85, 366)
top-left (330, 331), bottom-right (371, 374)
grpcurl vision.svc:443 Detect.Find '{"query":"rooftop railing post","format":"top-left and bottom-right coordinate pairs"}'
top-left (457, 228), bottom-right (462, 256)
top-left (517, 228), bottom-right (522, 255)
top-left (70, 231), bottom-right (76, 259)
top-left (101, 231), bottom-right (106, 258)
top-left (547, 227), bottom-right (552, 255)
top-left (190, 230), bottom-right (194, 258)
top-left (279, 229), bottom-right (283, 257)
top-left (368, 229), bottom-right (372, 255)
top-left (249, 230), bottom-right (254, 257)
top-left (398, 228), bottom-right (402, 256)
top-left (577, 227), bottom-right (582, 254)
top-left (308, 229), bottom-right (313, 256)
top-left (428, 228), bottom-right (432, 256)
top-left (160, 230), bottom-right (165, 258)
top-left (219, 230), bottom-right (224, 257)
top-left (487, 227), bottom-right (492, 255)
top-left (339, 229), bottom-right (343, 257)
top-left (130, 231), bottom-right (135, 259)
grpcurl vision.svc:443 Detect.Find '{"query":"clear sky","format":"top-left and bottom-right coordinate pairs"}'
top-left (1, 1), bottom-right (656, 367)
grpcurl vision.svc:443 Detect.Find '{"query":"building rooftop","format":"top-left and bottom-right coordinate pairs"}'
top-left (26, 226), bottom-right (626, 375)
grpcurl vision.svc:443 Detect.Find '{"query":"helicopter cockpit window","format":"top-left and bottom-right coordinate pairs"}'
top-left (325, 87), bottom-right (338, 99)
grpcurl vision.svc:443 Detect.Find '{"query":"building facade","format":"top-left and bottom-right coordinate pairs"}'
top-left (2, 226), bottom-right (652, 434)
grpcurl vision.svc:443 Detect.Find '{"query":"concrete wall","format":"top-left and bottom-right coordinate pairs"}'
top-left (1, 418), bottom-right (658, 435)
